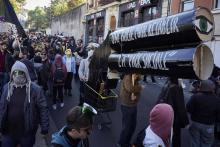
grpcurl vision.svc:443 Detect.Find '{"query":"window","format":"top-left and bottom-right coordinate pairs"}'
top-left (139, 6), bottom-right (159, 23)
top-left (96, 18), bottom-right (104, 43)
top-left (121, 11), bottom-right (134, 27)
top-left (88, 20), bottom-right (94, 41)
top-left (216, 0), bottom-right (220, 8)
top-left (182, 0), bottom-right (194, 12)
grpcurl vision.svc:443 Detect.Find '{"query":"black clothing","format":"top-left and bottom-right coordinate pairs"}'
top-left (187, 92), bottom-right (220, 125)
top-left (0, 83), bottom-right (49, 135)
top-left (158, 82), bottom-right (189, 147)
top-left (7, 87), bottom-right (26, 137)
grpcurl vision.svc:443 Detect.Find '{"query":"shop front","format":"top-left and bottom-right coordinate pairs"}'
top-left (86, 10), bottom-right (106, 44)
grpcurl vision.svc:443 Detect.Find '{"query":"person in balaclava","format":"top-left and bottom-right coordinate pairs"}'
top-left (0, 61), bottom-right (49, 147)
top-left (63, 49), bottom-right (76, 96)
top-left (143, 103), bottom-right (174, 147)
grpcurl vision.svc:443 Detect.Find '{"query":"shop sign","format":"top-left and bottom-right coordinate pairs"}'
top-left (139, 0), bottom-right (151, 6)
top-left (127, 1), bottom-right (136, 9)
top-left (86, 11), bottom-right (105, 20)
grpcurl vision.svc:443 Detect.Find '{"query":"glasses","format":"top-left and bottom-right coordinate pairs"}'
top-left (13, 70), bottom-right (25, 76)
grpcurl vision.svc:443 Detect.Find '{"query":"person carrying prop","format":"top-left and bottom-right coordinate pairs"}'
top-left (51, 103), bottom-right (97, 147)
top-left (118, 73), bottom-right (143, 147)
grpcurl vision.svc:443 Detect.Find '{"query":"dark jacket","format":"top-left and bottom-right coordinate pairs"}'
top-left (51, 126), bottom-right (89, 147)
top-left (0, 82), bottom-right (49, 135)
top-left (159, 83), bottom-right (189, 128)
top-left (187, 92), bottom-right (220, 125)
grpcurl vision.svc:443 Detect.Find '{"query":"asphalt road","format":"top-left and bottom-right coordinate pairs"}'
top-left (47, 77), bottom-right (191, 147)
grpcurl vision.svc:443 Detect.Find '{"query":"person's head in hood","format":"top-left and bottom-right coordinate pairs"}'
top-left (10, 61), bottom-right (31, 86)
top-left (8, 61), bottom-right (32, 102)
top-left (150, 104), bottom-right (174, 147)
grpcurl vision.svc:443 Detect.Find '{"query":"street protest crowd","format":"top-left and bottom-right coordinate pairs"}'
top-left (0, 32), bottom-right (220, 147)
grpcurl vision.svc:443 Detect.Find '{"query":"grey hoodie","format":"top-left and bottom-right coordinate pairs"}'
top-left (7, 61), bottom-right (31, 103)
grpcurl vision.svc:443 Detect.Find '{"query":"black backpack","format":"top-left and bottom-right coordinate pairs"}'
top-left (53, 64), bottom-right (65, 84)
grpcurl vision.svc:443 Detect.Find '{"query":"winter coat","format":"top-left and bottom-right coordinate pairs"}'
top-left (159, 83), bottom-right (189, 128)
top-left (51, 126), bottom-right (89, 147)
top-left (0, 61), bottom-right (49, 135)
top-left (119, 74), bottom-right (142, 107)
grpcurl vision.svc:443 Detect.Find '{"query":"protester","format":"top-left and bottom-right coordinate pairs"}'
top-left (187, 80), bottom-right (220, 147)
top-left (143, 103), bottom-right (174, 147)
top-left (118, 73), bottom-right (143, 147)
top-left (0, 40), bottom-right (7, 94)
top-left (51, 103), bottom-right (97, 147)
top-left (39, 51), bottom-right (51, 93)
top-left (51, 54), bottom-right (67, 110)
top-left (63, 49), bottom-right (76, 96)
top-left (0, 61), bottom-right (49, 147)
top-left (157, 77), bottom-right (189, 147)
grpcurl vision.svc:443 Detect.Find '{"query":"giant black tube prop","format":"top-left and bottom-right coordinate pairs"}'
top-left (110, 7), bottom-right (214, 52)
top-left (108, 44), bottom-right (214, 80)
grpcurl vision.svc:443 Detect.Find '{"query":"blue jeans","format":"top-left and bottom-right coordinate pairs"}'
top-left (189, 121), bottom-right (214, 147)
top-left (119, 105), bottom-right (137, 147)
top-left (2, 135), bottom-right (36, 147)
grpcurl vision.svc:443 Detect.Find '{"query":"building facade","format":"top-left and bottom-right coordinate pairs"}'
top-left (171, 0), bottom-right (220, 68)
top-left (85, 0), bottom-right (170, 44)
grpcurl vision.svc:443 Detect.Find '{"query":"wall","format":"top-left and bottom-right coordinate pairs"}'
top-left (51, 4), bottom-right (86, 40)
top-left (171, 0), bottom-right (213, 14)
top-left (104, 4), bottom-right (119, 38)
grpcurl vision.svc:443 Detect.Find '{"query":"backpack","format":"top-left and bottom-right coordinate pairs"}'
top-left (53, 64), bottom-right (65, 84)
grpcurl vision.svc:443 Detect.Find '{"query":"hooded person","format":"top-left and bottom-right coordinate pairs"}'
top-left (0, 61), bottom-right (49, 147)
top-left (143, 104), bottom-right (174, 147)
top-left (63, 49), bottom-right (76, 96)
top-left (51, 54), bottom-right (67, 110)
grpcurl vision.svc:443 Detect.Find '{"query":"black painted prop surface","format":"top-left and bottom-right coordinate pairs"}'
top-left (110, 8), bottom-right (214, 52)
top-left (108, 48), bottom-right (199, 79)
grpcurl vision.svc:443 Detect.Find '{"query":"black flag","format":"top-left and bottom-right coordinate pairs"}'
top-left (0, 0), bottom-right (27, 38)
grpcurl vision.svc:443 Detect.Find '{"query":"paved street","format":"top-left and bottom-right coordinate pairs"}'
top-left (34, 77), bottom-right (192, 147)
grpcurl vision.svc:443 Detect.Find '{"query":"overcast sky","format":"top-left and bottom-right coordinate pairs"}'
top-left (24, 0), bottom-right (51, 10)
